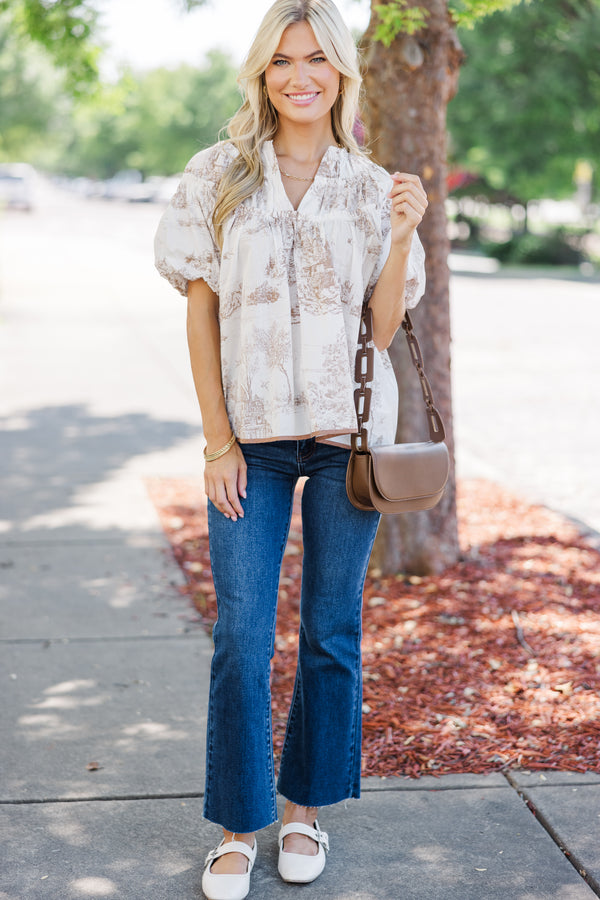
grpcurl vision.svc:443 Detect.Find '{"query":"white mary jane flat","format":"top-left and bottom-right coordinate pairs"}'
top-left (277, 819), bottom-right (329, 883)
top-left (201, 837), bottom-right (257, 900)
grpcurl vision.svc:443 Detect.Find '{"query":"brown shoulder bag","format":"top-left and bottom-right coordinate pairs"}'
top-left (346, 305), bottom-right (450, 514)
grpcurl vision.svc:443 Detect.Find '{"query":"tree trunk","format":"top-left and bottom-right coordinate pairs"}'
top-left (362, 0), bottom-right (463, 575)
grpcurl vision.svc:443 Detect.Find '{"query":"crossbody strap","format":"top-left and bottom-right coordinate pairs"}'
top-left (351, 305), bottom-right (446, 453)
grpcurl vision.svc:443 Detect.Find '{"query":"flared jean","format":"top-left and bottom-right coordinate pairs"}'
top-left (203, 439), bottom-right (380, 833)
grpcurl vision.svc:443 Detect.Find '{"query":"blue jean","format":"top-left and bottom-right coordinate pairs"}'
top-left (203, 439), bottom-right (380, 833)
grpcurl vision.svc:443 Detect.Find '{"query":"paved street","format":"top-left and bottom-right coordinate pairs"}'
top-left (450, 256), bottom-right (599, 539)
top-left (1, 183), bottom-right (599, 899)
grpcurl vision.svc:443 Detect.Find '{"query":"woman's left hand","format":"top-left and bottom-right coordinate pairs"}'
top-left (388, 173), bottom-right (428, 247)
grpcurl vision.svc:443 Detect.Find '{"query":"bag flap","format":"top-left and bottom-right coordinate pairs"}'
top-left (370, 442), bottom-right (449, 502)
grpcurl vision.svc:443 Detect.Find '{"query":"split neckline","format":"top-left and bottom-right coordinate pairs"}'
top-left (264, 140), bottom-right (343, 213)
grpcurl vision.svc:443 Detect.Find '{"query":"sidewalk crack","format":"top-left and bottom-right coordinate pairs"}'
top-left (503, 771), bottom-right (600, 897)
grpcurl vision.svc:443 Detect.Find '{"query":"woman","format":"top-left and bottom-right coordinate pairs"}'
top-left (155, 1), bottom-right (427, 897)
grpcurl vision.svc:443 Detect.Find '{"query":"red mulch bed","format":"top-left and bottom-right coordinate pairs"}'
top-left (146, 477), bottom-right (600, 778)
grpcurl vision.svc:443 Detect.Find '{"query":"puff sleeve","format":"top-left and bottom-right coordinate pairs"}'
top-left (154, 147), bottom-right (223, 297)
top-left (403, 229), bottom-right (426, 309)
top-left (365, 172), bottom-right (426, 309)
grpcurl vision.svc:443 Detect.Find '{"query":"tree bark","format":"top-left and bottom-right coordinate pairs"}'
top-left (362, 0), bottom-right (463, 575)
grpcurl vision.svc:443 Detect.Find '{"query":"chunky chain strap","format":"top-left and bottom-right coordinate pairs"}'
top-left (351, 306), bottom-right (446, 453)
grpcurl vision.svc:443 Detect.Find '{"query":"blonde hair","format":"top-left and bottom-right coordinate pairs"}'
top-left (213, 0), bottom-right (364, 247)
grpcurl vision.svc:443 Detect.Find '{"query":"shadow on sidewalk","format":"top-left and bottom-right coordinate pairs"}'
top-left (1, 403), bottom-right (197, 534)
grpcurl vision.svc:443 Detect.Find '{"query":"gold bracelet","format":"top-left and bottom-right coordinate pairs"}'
top-left (203, 433), bottom-right (236, 462)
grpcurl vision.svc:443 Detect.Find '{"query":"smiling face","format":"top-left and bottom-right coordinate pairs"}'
top-left (264, 20), bottom-right (341, 131)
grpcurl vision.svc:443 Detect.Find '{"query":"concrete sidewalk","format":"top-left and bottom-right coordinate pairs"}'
top-left (1, 188), bottom-right (599, 899)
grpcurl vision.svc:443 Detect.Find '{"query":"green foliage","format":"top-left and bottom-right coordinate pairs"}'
top-left (447, 0), bottom-right (600, 202)
top-left (1, 46), bottom-right (241, 178)
top-left (0, 17), bottom-right (68, 162)
top-left (129, 52), bottom-right (241, 175)
top-left (372, 0), bottom-right (526, 43)
top-left (0, 0), bottom-right (100, 93)
top-left (373, 1), bottom-right (429, 46)
top-left (0, 0), bottom-right (240, 178)
top-left (483, 229), bottom-right (587, 265)
top-left (449, 0), bottom-right (525, 27)
top-left (0, 0), bottom-right (209, 94)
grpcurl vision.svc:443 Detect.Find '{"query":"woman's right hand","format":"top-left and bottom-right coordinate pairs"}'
top-left (204, 441), bottom-right (247, 522)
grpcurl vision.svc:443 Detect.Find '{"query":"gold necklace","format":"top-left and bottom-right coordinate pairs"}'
top-left (274, 145), bottom-right (319, 182)
top-left (278, 165), bottom-right (315, 183)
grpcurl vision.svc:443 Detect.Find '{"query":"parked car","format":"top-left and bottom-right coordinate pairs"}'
top-left (0, 163), bottom-right (35, 211)
top-left (103, 171), bottom-right (181, 203)
top-left (149, 175), bottom-right (182, 204)
top-left (102, 169), bottom-right (144, 201)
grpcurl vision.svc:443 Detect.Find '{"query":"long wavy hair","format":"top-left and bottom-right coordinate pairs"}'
top-left (213, 0), bottom-right (364, 247)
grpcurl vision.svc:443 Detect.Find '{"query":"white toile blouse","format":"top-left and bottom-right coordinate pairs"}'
top-left (154, 140), bottom-right (425, 447)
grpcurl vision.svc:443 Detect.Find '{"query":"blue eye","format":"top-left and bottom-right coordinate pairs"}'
top-left (311, 56), bottom-right (327, 63)
top-left (272, 58), bottom-right (289, 66)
